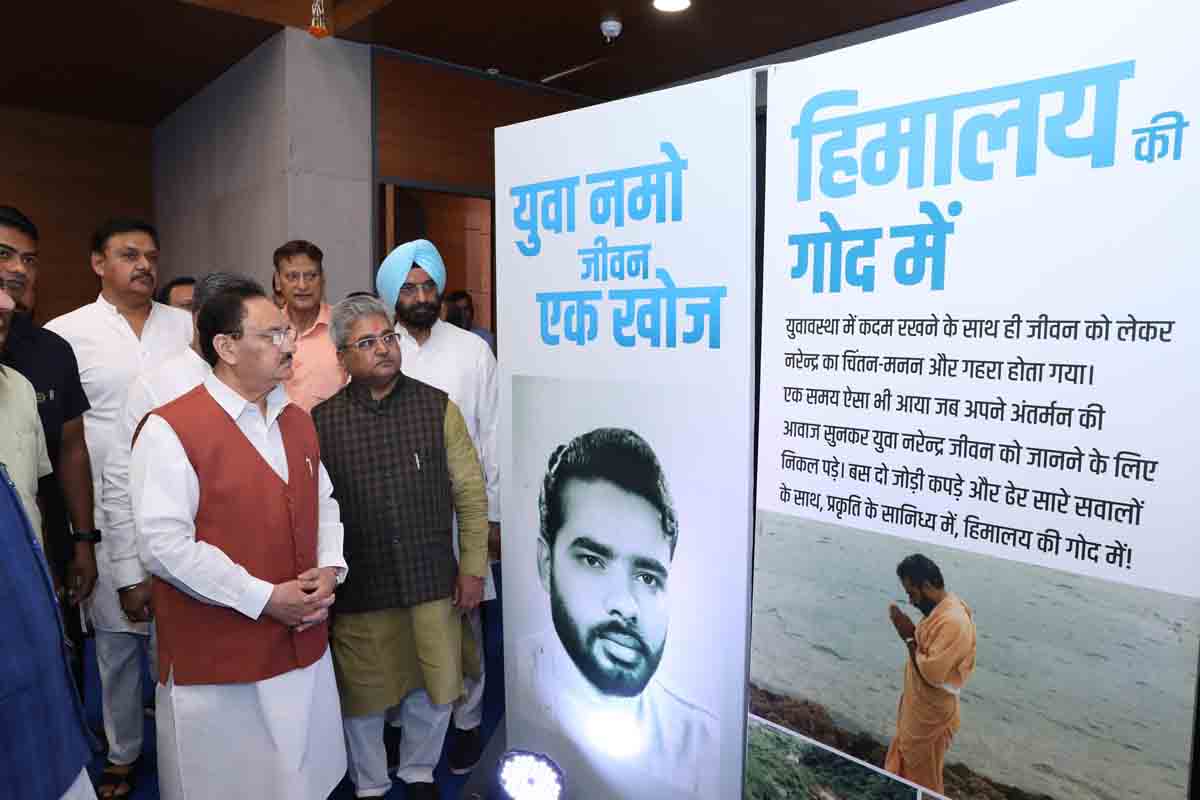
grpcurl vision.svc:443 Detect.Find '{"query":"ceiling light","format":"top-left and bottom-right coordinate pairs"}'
top-left (653, 0), bottom-right (691, 11)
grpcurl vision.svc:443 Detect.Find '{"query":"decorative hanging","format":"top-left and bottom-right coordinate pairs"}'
top-left (308, 0), bottom-right (331, 38)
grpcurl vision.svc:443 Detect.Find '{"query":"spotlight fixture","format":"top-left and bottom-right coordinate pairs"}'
top-left (498, 750), bottom-right (564, 800)
top-left (653, 0), bottom-right (692, 11)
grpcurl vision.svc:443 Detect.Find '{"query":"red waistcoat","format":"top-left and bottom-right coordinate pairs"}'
top-left (150, 385), bottom-right (327, 685)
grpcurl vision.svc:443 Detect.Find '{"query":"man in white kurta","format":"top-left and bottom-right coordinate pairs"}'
top-left (44, 220), bottom-right (192, 783)
top-left (130, 287), bottom-right (347, 799)
top-left (376, 239), bottom-right (500, 771)
top-left (101, 273), bottom-right (253, 623)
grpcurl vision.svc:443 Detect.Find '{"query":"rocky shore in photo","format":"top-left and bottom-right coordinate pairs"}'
top-left (750, 684), bottom-right (1055, 800)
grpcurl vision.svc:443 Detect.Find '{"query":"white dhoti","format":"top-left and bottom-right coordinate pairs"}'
top-left (156, 649), bottom-right (347, 800)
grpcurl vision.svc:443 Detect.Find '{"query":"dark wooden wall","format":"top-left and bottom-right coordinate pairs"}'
top-left (375, 52), bottom-right (584, 194)
top-left (0, 106), bottom-right (153, 323)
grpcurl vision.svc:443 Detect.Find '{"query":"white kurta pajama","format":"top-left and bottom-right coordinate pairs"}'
top-left (46, 294), bottom-right (192, 766)
top-left (131, 374), bottom-right (348, 799)
top-left (102, 346), bottom-right (210, 591)
top-left (45, 295), bottom-right (193, 634)
top-left (397, 318), bottom-right (499, 729)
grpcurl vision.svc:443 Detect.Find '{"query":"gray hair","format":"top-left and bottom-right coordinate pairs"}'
top-left (330, 295), bottom-right (393, 350)
top-left (192, 273), bottom-right (263, 316)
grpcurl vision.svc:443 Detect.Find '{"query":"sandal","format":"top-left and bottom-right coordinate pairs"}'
top-left (95, 759), bottom-right (139, 799)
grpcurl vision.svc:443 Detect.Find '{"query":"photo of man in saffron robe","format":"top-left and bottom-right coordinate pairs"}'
top-left (885, 554), bottom-right (977, 795)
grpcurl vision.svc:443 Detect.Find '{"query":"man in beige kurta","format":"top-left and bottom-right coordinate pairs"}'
top-left (886, 553), bottom-right (977, 794)
top-left (312, 295), bottom-right (488, 800)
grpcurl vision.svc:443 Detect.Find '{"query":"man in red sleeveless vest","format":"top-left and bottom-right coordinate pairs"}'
top-left (130, 281), bottom-right (349, 799)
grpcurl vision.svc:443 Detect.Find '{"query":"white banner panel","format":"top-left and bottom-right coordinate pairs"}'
top-left (756, 1), bottom-right (1199, 799)
top-left (497, 71), bottom-right (756, 800)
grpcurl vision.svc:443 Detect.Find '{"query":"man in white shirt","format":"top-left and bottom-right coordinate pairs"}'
top-left (0, 283), bottom-right (53, 546)
top-left (101, 273), bottom-right (258, 623)
top-left (376, 239), bottom-right (500, 773)
top-left (516, 427), bottom-right (718, 799)
top-left (131, 280), bottom-right (348, 799)
top-left (45, 218), bottom-right (192, 797)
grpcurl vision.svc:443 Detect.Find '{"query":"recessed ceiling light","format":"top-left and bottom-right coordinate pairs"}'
top-left (653, 0), bottom-right (691, 12)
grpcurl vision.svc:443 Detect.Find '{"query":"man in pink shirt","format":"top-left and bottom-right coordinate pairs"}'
top-left (274, 240), bottom-right (347, 412)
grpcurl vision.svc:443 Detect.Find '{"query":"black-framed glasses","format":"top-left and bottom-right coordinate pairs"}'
top-left (397, 280), bottom-right (438, 298)
top-left (341, 332), bottom-right (401, 352)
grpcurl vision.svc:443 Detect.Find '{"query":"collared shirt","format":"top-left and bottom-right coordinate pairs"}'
top-left (102, 346), bottom-right (210, 589)
top-left (396, 319), bottom-right (499, 521)
top-left (0, 365), bottom-right (52, 545)
top-left (285, 303), bottom-right (347, 413)
top-left (2, 312), bottom-right (91, 566)
top-left (44, 294), bottom-right (192, 504)
top-left (45, 294), bottom-right (192, 633)
top-left (131, 372), bottom-right (347, 620)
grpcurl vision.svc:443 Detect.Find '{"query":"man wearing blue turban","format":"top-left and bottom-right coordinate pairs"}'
top-left (373, 240), bottom-right (501, 779)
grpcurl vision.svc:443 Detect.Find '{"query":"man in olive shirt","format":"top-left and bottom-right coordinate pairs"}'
top-left (312, 295), bottom-right (488, 800)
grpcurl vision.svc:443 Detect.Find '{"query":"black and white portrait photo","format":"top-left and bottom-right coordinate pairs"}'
top-left (504, 378), bottom-right (738, 800)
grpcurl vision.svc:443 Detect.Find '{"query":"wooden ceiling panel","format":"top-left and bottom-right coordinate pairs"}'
top-left (3, 0), bottom-right (281, 126)
top-left (342, 0), bottom-right (964, 99)
top-left (3, 1), bottom-right (968, 127)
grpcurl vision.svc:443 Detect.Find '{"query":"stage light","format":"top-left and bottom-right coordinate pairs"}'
top-left (498, 750), bottom-right (564, 800)
top-left (653, 0), bottom-right (692, 12)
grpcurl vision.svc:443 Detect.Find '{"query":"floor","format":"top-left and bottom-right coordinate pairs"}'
top-left (82, 566), bottom-right (507, 800)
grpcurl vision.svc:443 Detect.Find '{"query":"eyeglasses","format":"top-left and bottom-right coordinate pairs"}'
top-left (397, 280), bottom-right (438, 298)
top-left (0, 245), bottom-right (37, 269)
top-left (227, 326), bottom-right (297, 347)
top-left (280, 270), bottom-right (321, 285)
top-left (342, 332), bottom-right (401, 352)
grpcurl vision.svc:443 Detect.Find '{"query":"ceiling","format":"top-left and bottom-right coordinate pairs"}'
top-left (341, 0), bottom-right (964, 100)
top-left (1, 0), bottom-right (966, 126)
top-left (3, 1), bottom-right (281, 126)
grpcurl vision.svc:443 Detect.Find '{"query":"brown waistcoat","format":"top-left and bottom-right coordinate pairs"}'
top-left (150, 385), bottom-right (328, 685)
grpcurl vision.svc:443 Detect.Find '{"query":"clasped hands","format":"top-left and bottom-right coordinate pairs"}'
top-left (265, 567), bottom-right (339, 632)
top-left (888, 603), bottom-right (917, 642)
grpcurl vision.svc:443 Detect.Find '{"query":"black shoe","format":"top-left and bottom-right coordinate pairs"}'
top-left (385, 724), bottom-right (403, 772)
top-left (447, 725), bottom-right (482, 775)
top-left (402, 780), bottom-right (439, 800)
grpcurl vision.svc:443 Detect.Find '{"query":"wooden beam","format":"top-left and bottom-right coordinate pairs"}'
top-left (333, 0), bottom-right (396, 33)
top-left (180, 1), bottom-right (310, 30)
top-left (384, 185), bottom-right (397, 254)
top-left (183, 0), bottom-right (394, 34)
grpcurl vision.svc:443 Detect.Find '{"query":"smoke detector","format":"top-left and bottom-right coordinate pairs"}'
top-left (600, 17), bottom-right (622, 43)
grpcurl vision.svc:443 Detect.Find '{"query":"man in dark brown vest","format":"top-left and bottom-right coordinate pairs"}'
top-left (129, 280), bottom-right (349, 800)
top-left (312, 294), bottom-right (488, 800)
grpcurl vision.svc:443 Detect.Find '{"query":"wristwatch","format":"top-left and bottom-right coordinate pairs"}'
top-left (72, 529), bottom-right (102, 543)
